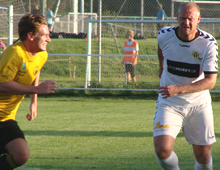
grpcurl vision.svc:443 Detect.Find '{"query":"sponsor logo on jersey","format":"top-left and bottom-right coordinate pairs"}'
top-left (179, 44), bottom-right (190, 48)
top-left (22, 62), bottom-right (26, 70)
top-left (192, 52), bottom-right (202, 60)
top-left (167, 59), bottom-right (200, 78)
top-left (33, 66), bottom-right (39, 76)
top-left (154, 122), bottom-right (170, 129)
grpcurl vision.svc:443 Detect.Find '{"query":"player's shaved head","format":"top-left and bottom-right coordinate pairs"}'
top-left (178, 2), bottom-right (200, 16)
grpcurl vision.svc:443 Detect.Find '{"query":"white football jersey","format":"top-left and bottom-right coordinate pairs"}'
top-left (157, 26), bottom-right (218, 107)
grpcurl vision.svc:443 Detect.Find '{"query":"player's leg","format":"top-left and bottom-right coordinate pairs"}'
top-left (154, 135), bottom-right (180, 170)
top-left (153, 104), bottom-right (182, 170)
top-left (5, 138), bottom-right (30, 167)
top-left (0, 120), bottom-right (30, 169)
top-left (132, 76), bottom-right (136, 84)
top-left (124, 70), bottom-right (127, 85)
top-left (131, 66), bottom-right (136, 84)
top-left (127, 72), bottom-right (131, 83)
top-left (127, 64), bottom-right (132, 83)
top-left (124, 64), bottom-right (129, 84)
top-left (0, 139), bottom-right (29, 170)
top-left (183, 102), bottom-right (215, 170)
top-left (193, 144), bottom-right (213, 170)
top-left (154, 135), bottom-right (174, 160)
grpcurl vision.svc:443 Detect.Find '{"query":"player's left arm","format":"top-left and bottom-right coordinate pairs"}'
top-left (132, 43), bottom-right (139, 67)
top-left (26, 71), bottom-right (40, 121)
top-left (162, 12), bottom-right (165, 21)
top-left (157, 45), bottom-right (164, 78)
top-left (159, 73), bottom-right (217, 98)
top-left (132, 51), bottom-right (138, 67)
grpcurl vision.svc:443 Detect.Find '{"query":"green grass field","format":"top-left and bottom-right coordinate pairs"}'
top-left (14, 96), bottom-right (220, 170)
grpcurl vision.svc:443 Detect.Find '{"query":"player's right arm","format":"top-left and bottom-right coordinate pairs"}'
top-left (27, 72), bottom-right (40, 121)
top-left (157, 45), bottom-right (164, 78)
top-left (159, 73), bottom-right (217, 98)
top-left (0, 80), bottom-right (57, 94)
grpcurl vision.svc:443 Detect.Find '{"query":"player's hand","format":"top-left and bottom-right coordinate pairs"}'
top-left (26, 102), bottom-right (37, 121)
top-left (37, 80), bottom-right (57, 94)
top-left (158, 85), bottom-right (179, 98)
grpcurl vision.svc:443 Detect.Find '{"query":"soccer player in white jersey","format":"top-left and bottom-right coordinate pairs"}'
top-left (153, 2), bottom-right (218, 170)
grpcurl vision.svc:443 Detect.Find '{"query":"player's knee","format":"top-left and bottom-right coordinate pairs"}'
top-left (13, 148), bottom-right (30, 166)
top-left (193, 145), bottom-right (212, 164)
top-left (155, 146), bottom-right (172, 160)
top-left (154, 141), bottom-right (173, 160)
top-left (195, 151), bottom-right (212, 164)
top-left (154, 135), bottom-right (175, 160)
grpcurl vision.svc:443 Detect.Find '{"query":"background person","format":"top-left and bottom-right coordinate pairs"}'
top-left (122, 30), bottom-right (139, 85)
top-left (0, 39), bottom-right (6, 53)
top-left (154, 2), bottom-right (218, 170)
top-left (31, 4), bottom-right (41, 15)
top-left (46, 7), bottom-right (54, 31)
top-left (0, 14), bottom-right (57, 169)
top-left (156, 3), bottom-right (165, 30)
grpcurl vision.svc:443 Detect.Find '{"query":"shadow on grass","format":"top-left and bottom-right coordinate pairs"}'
top-left (23, 130), bottom-right (153, 137)
top-left (35, 90), bottom-right (159, 100)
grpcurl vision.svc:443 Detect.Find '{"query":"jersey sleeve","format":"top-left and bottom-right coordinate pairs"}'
top-left (203, 38), bottom-right (218, 74)
top-left (0, 48), bottom-right (22, 83)
top-left (157, 27), bottom-right (168, 49)
top-left (157, 29), bottom-right (165, 50)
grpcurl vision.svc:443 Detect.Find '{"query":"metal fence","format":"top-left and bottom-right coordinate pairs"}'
top-left (1, 0), bottom-right (220, 91)
top-left (41, 54), bottom-right (160, 90)
top-left (1, 0), bottom-right (220, 42)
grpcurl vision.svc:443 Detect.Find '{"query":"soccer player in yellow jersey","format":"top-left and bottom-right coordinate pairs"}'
top-left (0, 14), bottom-right (57, 169)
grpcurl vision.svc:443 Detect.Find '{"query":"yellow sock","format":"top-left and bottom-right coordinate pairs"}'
top-left (6, 154), bottom-right (17, 168)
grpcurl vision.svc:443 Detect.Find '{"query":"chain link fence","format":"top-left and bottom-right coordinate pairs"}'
top-left (1, 0), bottom-right (220, 40)
top-left (0, 0), bottom-right (220, 90)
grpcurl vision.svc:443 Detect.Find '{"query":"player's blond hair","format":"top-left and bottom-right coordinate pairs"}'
top-left (126, 30), bottom-right (134, 38)
top-left (18, 13), bottom-right (47, 41)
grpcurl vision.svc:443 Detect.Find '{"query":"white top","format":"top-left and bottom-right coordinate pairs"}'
top-left (124, 40), bottom-right (139, 52)
top-left (157, 26), bottom-right (218, 107)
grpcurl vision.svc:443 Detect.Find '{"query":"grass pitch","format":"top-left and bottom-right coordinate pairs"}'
top-left (15, 96), bottom-right (220, 170)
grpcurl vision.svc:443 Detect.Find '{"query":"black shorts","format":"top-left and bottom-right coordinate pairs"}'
top-left (125, 64), bottom-right (135, 77)
top-left (0, 120), bottom-right (25, 154)
top-left (157, 23), bottom-right (164, 30)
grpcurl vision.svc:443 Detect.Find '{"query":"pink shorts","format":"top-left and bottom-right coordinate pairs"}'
top-left (0, 41), bottom-right (6, 48)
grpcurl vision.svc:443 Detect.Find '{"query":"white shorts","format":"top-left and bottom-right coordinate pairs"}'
top-left (153, 102), bottom-right (216, 145)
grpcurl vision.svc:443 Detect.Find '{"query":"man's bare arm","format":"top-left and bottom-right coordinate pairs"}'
top-left (158, 45), bottom-right (164, 78)
top-left (0, 78), bottom-right (57, 94)
top-left (26, 72), bottom-right (40, 121)
top-left (159, 73), bottom-right (217, 98)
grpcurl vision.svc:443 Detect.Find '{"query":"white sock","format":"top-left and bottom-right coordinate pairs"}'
top-left (195, 157), bottom-right (212, 170)
top-left (156, 151), bottom-right (180, 170)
